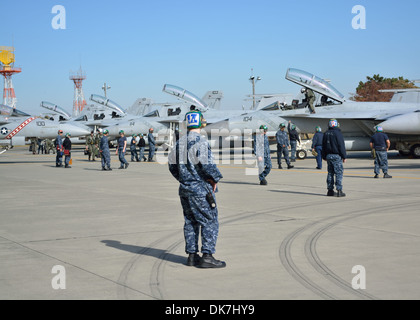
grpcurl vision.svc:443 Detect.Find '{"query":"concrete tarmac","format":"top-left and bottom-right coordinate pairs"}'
top-left (1, 146), bottom-right (420, 300)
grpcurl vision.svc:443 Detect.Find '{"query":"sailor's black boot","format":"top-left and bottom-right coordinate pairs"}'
top-left (198, 254), bottom-right (226, 268)
top-left (186, 253), bottom-right (201, 267)
top-left (327, 190), bottom-right (335, 196)
top-left (337, 190), bottom-right (346, 197)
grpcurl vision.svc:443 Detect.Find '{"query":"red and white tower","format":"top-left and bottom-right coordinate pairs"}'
top-left (69, 67), bottom-right (87, 117)
top-left (0, 46), bottom-right (21, 109)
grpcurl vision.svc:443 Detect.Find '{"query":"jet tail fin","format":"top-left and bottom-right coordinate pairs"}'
top-left (201, 91), bottom-right (223, 109)
top-left (126, 98), bottom-right (154, 116)
top-left (379, 89), bottom-right (420, 103)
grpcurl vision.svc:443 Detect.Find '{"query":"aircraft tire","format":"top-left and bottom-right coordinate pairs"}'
top-left (410, 144), bottom-right (420, 158)
top-left (296, 149), bottom-right (307, 160)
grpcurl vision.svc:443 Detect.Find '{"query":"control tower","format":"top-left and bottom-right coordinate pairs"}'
top-left (0, 46), bottom-right (21, 108)
top-left (69, 67), bottom-right (87, 117)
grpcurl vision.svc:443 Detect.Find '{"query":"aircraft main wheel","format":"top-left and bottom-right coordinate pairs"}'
top-left (296, 149), bottom-right (307, 160)
top-left (410, 144), bottom-right (420, 158)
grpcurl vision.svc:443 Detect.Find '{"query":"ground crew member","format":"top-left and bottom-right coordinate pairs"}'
top-left (276, 123), bottom-right (294, 170)
top-left (138, 134), bottom-right (147, 161)
top-left (55, 130), bottom-right (64, 167)
top-left (30, 138), bottom-right (37, 155)
top-left (116, 130), bottom-right (129, 169)
top-left (288, 121), bottom-right (301, 162)
top-left (168, 110), bottom-right (226, 268)
top-left (63, 133), bottom-right (72, 168)
top-left (86, 131), bottom-right (97, 161)
top-left (254, 125), bottom-right (272, 185)
top-left (37, 138), bottom-right (45, 154)
top-left (45, 138), bottom-right (55, 154)
top-left (130, 134), bottom-right (139, 162)
top-left (302, 87), bottom-right (316, 114)
top-left (311, 126), bottom-right (323, 170)
top-left (322, 119), bottom-right (347, 197)
top-left (370, 125), bottom-right (392, 179)
top-left (95, 129), bottom-right (102, 155)
top-left (100, 129), bottom-right (112, 171)
top-left (148, 128), bottom-right (156, 162)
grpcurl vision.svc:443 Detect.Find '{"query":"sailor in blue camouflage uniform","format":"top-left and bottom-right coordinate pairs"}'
top-left (370, 125), bottom-right (392, 179)
top-left (311, 126), bottom-right (323, 170)
top-left (148, 128), bottom-right (156, 162)
top-left (55, 130), bottom-right (64, 167)
top-left (275, 123), bottom-right (294, 170)
top-left (168, 109), bottom-right (226, 268)
top-left (254, 125), bottom-right (272, 185)
top-left (99, 129), bottom-right (112, 171)
top-left (322, 119), bottom-right (347, 197)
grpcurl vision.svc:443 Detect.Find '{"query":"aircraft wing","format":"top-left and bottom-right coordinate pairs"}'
top-left (282, 109), bottom-right (408, 121)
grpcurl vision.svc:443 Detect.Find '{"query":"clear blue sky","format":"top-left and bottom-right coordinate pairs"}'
top-left (1, 0), bottom-right (419, 114)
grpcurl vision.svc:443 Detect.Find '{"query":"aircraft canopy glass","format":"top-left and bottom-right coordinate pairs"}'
top-left (162, 84), bottom-right (208, 111)
top-left (144, 110), bottom-right (160, 118)
top-left (41, 101), bottom-right (71, 119)
top-left (0, 104), bottom-right (13, 116)
top-left (90, 94), bottom-right (126, 115)
top-left (286, 68), bottom-right (345, 102)
top-left (0, 104), bottom-right (31, 117)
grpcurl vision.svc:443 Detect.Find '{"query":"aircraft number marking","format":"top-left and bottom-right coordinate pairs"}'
top-left (243, 116), bottom-right (253, 122)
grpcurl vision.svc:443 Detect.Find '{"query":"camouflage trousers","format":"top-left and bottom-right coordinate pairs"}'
top-left (326, 154), bottom-right (344, 191)
top-left (101, 150), bottom-right (111, 169)
top-left (374, 150), bottom-right (388, 175)
top-left (180, 195), bottom-right (219, 254)
top-left (258, 156), bottom-right (272, 181)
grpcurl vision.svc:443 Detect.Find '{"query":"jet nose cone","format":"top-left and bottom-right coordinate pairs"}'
top-left (381, 112), bottom-right (420, 134)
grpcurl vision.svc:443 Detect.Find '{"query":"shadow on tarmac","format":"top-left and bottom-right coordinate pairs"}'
top-left (101, 240), bottom-right (186, 265)
top-left (0, 161), bottom-right (53, 165)
top-left (220, 180), bottom-right (259, 186)
top-left (269, 189), bottom-right (326, 197)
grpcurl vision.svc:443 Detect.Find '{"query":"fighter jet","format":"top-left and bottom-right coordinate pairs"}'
top-left (104, 85), bottom-right (251, 147)
top-left (276, 68), bottom-right (420, 157)
top-left (0, 104), bottom-right (91, 150)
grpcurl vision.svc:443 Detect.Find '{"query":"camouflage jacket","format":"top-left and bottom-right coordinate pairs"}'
top-left (168, 131), bottom-right (223, 197)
